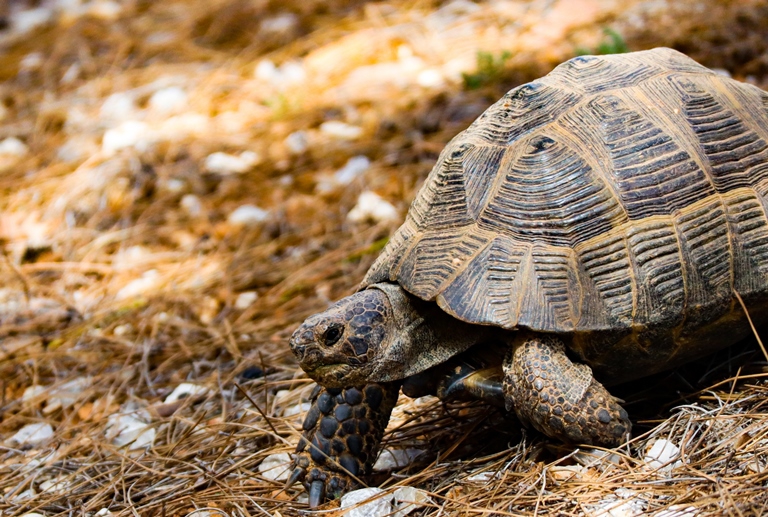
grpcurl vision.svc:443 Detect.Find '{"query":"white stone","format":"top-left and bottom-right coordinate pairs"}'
top-left (12, 8), bottom-right (54, 34)
top-left (465, 470), bottom-right (498, 482)
top-left (282, 402), bottom-right (311, 418)
top-left (12, 490), bottom-right (37, 504)
top-left (373, 448), bottom-right (424, 471)
top-left (19, 513), bottom-right (45, 517)
top-left (113, 324), bottom-right (132, 337)
top-left (204, 151), bottom-right (259, 175)
top-left (656, 506), bottom-right (699, 517)
top-left (347, 191), bottom-right (399, 223)
top-left (8, 423), bottom-right (54, 446)
top-left (100, 92), bottom-right (138, 122)
top-left (19, 52), bottom-right (44, 72)
top-left (88, 1), bottom-right (123, 20)
top-left (47, 377), bottom-right (92, 412)
top-left (39, 476), bottom-right (70, 494)
top-left (0, 137), bottom-right (29, 157)
top-left (22, 385), bottom-right (47, 402)
top-left (147, 86), bottom-right (188, 116)
top-left (164, 383), bottom-right (208, 403)
top-left (279, 61), bottom-right (306, 85)
top-left (340, 487), bottom-right (393, 517)
top-left (102, 121), bottom-right (154, 154)
top-left (234, 291), bottom-right (258, 309)
top-left (57, 136), bottom-right (99, 163)
top-left (285, 131), bottom-right (309, 154)
top-left (260, 13), bottom-right (299, 34)
top-left (106, 411), bottom-right (155, 449)
top-left (644, 439), bottom-right (682, 471)
top-left (255, 59), bottom-right (306, 89)
top-left (228, 204), bottom-right (269, 225)
top-left (95, 509), bottom-right (114, 517)
top-left (574, 448), bottom-right (622, 467)
top-left (158, 113), bottom-right (210, 139)
top-left (417, 69), bottom-right (445, 88)
top-left (393, 486), bottom-right (432, 516)
top-left (320, 121), bottom-right (363, 140)
top-left (60, 62), bottom-right (81, 84)
top-left (258, 452), bottom-right (292, 481)
top-left (163, 178), bottom-right (186, 193)
top-left (180, 194), bottom-right (202, 217)
top-left (115, 269), bottom-right (160, 300)
top-left (334, 155), bottom-right (371, 184)
top-left (586, 489), bottom-right (647, 517)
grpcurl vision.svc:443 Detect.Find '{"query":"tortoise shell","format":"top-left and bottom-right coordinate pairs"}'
top-left (362, 48), bottom-right (768, 378)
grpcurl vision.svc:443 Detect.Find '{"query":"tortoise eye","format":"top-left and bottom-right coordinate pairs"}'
top-left (322, 325), bottom-right (343, 346)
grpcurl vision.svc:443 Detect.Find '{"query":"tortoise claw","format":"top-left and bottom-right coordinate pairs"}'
top-left (309, 480), bottom-right (325, 509)
top-left (285, 466), bottom-right (305, 489)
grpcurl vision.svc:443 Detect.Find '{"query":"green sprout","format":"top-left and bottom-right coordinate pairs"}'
top-left (576, 28), bottom-right (629, 56)
top-left (462, 50), bottom-right (513, 90)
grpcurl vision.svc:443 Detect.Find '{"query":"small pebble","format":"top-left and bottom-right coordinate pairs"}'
top-left (255, 60), bottom-right (306, 88)
top-left (260, 12), bottom-right (299, 34)
top-left (7, 423), bottom-right (54, 446)
top-left (0, 137), bottom-right (29, 157)
top-left (340, 487), bottom-right (392, 517)
top-left (334, 155), bottom-right (371, 184)
top-left (228, 204), bottom-right (269, 225)
top-left (12, 8), bottom-right (53, 34)
top-left (22, 385), bottom-right (47, 402)
top-left (347, 191), bottom-right (399, 223)
top-left (644, 438), bottom-right (682, 472)
top-left (393, 486), bottom-right (432, 516)
top-left (373, 448), bottom-right (424, 471)
top-left (258, 452), bottom-right (292, 481)
top-left (106, 411), bottom-right (155, 449)
top-left (180, 194), bottom-right (203, 217)
top-left (39, 476), bottom-right (70, 494)
top-left (164, 383), bottom-right (208, 403)
top-left (655, 506), bottom-right (699, 517)
top-left (100, 92), bottom-right (138, 122)
top-left (115, 270), bottom-right (160, 300)
top-left (88, 1), bottom-right (123, 20)
top-left (585, 489), bottom-right (647, 517)
top-left (234, 291), bottom-right (258, 309)
top-left (285, 130), bottom-right (309, 154)
top-left (102, 121), bottom-right (153, 154)
top-left (147, 86), bottom-right (188, 116)
top-left (204, 151), bottom-right (259, 175)
top-left (19, 53), bottom-right (44, 73)
top-left (94, 509), bottom-right (114, 517)
top-left (417, 69), bottom-right (445, 88)
top-left (320, 121), bottom-right (363, 140)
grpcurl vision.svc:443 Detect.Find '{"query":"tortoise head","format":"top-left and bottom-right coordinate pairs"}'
top-left (289, 288), bottom-right (394, 387)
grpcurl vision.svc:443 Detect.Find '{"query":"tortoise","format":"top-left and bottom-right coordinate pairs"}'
top-left (285, 48), bottom-right (768, 506)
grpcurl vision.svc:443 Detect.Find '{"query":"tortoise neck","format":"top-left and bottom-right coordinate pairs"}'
top-left (365, 283), bottom-right (491, 382)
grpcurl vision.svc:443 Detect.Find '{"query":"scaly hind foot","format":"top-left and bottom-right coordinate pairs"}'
top-left (287, 382), bottom-right (400, 507)
top-left (503, 335), bottom-right (631, 447)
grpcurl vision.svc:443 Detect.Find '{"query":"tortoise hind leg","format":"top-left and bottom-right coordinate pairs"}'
top-left (503, 334), bottom-right (631, 447)
top-left (287, 382), bottom-right (400, 508)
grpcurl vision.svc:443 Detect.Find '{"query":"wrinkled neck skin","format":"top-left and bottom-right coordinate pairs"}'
top-left (367, 283), bottom-right (495, 383)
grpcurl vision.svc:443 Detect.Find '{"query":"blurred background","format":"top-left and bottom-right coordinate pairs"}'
top-left (0, 1), bottom-right (767, 515)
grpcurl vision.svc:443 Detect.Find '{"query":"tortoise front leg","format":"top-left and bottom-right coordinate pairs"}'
top-left (287, 382), bottom-right (400, 507)
top-left (503, 334), bottom-right (631, 447)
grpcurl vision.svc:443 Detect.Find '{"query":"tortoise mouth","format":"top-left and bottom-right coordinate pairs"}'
top-left (304, 363), bottom-right (353, 386)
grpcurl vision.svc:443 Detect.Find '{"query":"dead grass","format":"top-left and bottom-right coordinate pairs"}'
top-left (0, 0), bottom-right (767, 515)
